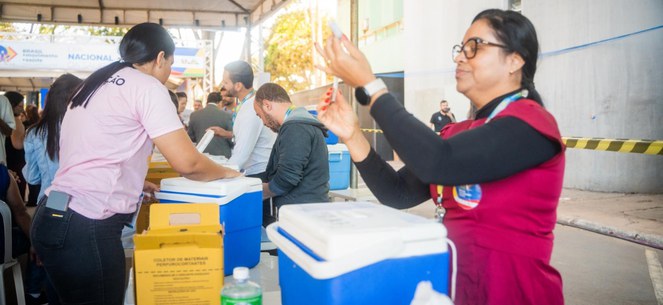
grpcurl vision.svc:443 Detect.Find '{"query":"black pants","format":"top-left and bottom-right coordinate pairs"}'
top-left (31, 197), bottom-right (132, 305)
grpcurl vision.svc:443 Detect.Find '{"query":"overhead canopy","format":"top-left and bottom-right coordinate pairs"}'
top-left (0, 0), bottom-right (292, 92)
top-left (0, 0), bottom-right (290, 29)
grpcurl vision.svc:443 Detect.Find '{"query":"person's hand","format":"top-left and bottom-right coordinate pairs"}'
top-left (208, 126), bottom-right (232, 139)
top-left (142, 180), bottom-right (159, 198)
top-left (316, 88), bottom-right (361, 143)
top-left (8, 170), bottom-right (20, 184)
top-left (315, 35), bottom-right (375, 88)
top-left (30, 247), bottom-right (43, 266)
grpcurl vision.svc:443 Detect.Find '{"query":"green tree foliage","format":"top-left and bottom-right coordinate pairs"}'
top-left (88, 26), bottom-right (128, 37)
top-left (264, 10), bottom-right (329, 93)
top-left (0, 23), bottom-right (16, 32)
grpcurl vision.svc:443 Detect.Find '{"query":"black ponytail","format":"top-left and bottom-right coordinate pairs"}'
top-left (70, 22), bottom-right (175, 109)
top-left (473, 9), bottom-right (544, 106)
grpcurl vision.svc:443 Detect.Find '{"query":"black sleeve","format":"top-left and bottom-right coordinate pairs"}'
top-left (355, 149), bottom-right (431, 209)
top-left (370, 93), bottom-right (561, 186)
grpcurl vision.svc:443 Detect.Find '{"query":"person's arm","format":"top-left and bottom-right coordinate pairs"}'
top-left (22, 131), bottom-right (42, 185)
top-left (449, 112), bottom-right (457, 123)
top-left (6, 173), bottom-right (31, 238)
top-left (208, 126), bottom-right (233, 139)
top-left (10, 115), bottom-right (25, 150)
top-left (355, 149), bottom-right (431, 209)
top-left (153, 129), bottom-right (240, 181)
top-left (370, 94), bottom-right (560, 185)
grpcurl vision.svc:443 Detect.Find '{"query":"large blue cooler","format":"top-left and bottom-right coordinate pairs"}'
top-left (266, 202), bottom-right (449, 305)
top-left (155, 177), bottom-right (262, 275)
top-left (328, 144), bottom-right (350, 190)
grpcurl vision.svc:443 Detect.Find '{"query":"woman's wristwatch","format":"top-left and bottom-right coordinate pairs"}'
top-left (355, 78), bottom-right (387, 106)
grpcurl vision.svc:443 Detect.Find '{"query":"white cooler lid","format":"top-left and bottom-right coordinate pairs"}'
top-left (158, 176), bottom-right (262, 203)
top-left (267, 202), bottom-right (448, 279)
top-left (327, 143), bottom-right (348, 152)
top-left (277, 202), bottom-right (446, 261)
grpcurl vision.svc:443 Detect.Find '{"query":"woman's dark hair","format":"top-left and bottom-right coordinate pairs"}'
top-left (24, 105), bottom-right (39, 126)
top-left (4, 91), bottom-right (24, 107)
top-left (70, 22), bottom-right (175, 109)
top-left (224, 61), bottom-right (254, 89)
top-left (168, 90), bottom-right (179, 110)
top-left (473, 9), bottom-right (543, 105)
top-left (31, 73), bottom-right (83, 160)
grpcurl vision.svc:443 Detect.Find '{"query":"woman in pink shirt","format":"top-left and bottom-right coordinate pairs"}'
top-left (316, 9), bottom-right (564, 305)
top-left (30, 23), bottom-right (239, 305)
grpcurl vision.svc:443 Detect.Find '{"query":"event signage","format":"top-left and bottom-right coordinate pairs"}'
top-left (0, 40), bottom-right (205, 77)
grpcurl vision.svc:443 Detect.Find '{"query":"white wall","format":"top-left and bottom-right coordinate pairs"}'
top-left (529, 0), bottom-right (663, 193)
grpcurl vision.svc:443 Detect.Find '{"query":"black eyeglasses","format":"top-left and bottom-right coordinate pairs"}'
top-left (452, 37), bottom-right (508, 61)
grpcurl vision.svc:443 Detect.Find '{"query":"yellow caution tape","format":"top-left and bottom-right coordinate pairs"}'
top-left (562, 137), bottom-right (663, 155)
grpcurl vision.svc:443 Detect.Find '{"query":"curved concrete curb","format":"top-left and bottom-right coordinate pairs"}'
top-left (557, 216), bottom-right (663, 250)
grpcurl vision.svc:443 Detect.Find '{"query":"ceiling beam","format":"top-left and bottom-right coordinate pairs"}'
top-left (227, 0), bottom-right (249, 13)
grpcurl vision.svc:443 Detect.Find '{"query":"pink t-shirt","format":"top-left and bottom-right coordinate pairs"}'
top-left (48, 67), bottom-right (183, 219)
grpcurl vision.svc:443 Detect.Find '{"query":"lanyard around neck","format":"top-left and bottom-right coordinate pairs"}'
top-left (283, 105), bottom-right (296, 121)
top-left (232, 89), bottom-right (256, 125)
top-left (485, 89), bottom-right (527, 123)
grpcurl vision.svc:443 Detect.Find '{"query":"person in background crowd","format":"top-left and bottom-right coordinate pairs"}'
top-left (220, 86), bottom-right (237, 113)
top-left (23, 74), bottom-right (82, 305)
top-left (168, 91), bottom-right (180, 113)
top-left (4, 92), bottom-right (27, 203)
top-left (23, 104), bottom-right (41, 207)
top-left (187, 92), bottom-right (233, 158)
top-left (30, 23), bottom-right (240, 305)
top-left (0, 94), bottom-right (17, 165)
top-left (316, 9), bottom-right (564, 305)
top-left (253, 83), bottom-right (329, 226)
top-left (176, 91), bottom-right (192, 127)
top-left (430, 99), bottom-right (456, 133)
top-left (193, 99), bottom-right (203, 111)
top-left (210, 60), bottom-right (276, 179)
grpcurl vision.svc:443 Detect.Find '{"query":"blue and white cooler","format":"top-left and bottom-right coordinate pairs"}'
top-left (266, 202), bottom-right (449, 305)
top-left (155, 176), bottom-right (262, 275)
top-left (327, 144), bottom-right (350, 190)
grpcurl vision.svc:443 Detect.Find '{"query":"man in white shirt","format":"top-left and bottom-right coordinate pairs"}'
top-left (0, 95), bottom-right (16, 165)
top-left (211, 61), bottom-right (276, 178)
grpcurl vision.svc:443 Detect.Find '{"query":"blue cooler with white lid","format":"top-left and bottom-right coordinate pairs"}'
top-left (266, 202), bottom-right (449, 305)
top-left (327, 144), bottom-right (350, 190)
top-left (155, 176), bottom-right (262, 275)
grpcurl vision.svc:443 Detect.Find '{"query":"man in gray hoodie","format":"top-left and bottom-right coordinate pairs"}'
top-left (254, 83), bottom-right (329, 225)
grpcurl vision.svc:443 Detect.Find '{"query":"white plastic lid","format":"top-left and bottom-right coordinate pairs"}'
top-left (233, 267), bottom-right (249, 280)
top-left (327, 143), bottom-right (348, 152)
top-left (196, 129), bottom-right (215, 153)
top-left (276, 202), bottom-right (447, 261)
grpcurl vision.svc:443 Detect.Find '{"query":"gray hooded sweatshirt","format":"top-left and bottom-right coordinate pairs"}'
top-left (265, 107), bottom-right (329, 207)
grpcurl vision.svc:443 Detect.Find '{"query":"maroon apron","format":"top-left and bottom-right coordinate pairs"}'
top-left (430, 99), bottom-right (565, 305)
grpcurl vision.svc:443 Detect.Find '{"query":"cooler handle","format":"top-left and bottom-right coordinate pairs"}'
top-left (266, 223), bottom-right (404, 280)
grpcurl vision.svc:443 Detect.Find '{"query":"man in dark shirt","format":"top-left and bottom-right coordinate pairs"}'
top-left (187, 92), bottom-right (233, 157)
top-left (430, 100), bottom-right (456, 132)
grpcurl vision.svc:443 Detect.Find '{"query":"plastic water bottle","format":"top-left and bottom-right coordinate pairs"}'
top-left (221, 267), bottom-right (262, 305)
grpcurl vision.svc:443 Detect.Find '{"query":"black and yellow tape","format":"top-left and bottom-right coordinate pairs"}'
top-left (562, 137), bottom-right (663, 155)
top-left (360, 128), bottom-right (662, 155)
top-left (361, 128), bottom-right (383, 134)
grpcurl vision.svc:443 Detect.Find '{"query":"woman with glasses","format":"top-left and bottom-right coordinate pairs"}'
top-left (316, 9), bottom-right (564, 305)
